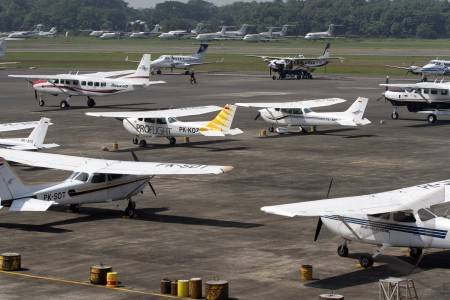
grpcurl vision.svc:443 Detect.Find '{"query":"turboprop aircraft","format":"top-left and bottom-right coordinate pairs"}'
top-left (243, 25), bottom-right (292, 42)
top-left (262, 178), bottom-right (450, 268)
top-left (236, 97), bottom-right (370, 133)
top-left (0, 149), bottom-right (232, 217)
top-left (9, 54), bottom-right (165, 109)
top-left (386, 59), bottom-right (450, 81)
top-left (0, 117), bottom-right (58, 150)
top-left (195, 25), bottom-right (250, 41)
top-left (304, 24), bottom-right (339, 40)
top-left (249, 43), bottom-right (343, 79)
top-left (381, 80), bottom-right (450, 123)
top-left (86, 104), bottom-right (242, 147)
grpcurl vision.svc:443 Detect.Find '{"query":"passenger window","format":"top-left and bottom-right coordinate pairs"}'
top-left (91, 173), bottom-right (106, 183)
top-left (73, 80), bottom-right (79, 85)
top-left (81, 81), bottom-right (86, 86)
top-left (442, 90), bottom-right (449, 95)
top-left (281, 109), bottom-right (289, 113)
top-left (275, 108), bottom-right (280, 111)
top-left (65, 80), bottom-right (71, 85)
top-left (431, 89), bottom-right (438, 95)
top-left (393, 211), bottom-right (416, 223)
top-left (157, 118), bottom-right (167, 124)
top-left (88, 82), bottom-right (93, 86)
top-left (423, 89), bottom-right (429, 94)
top-left (369, 212), bottom-right (390, 220)
top-left (144, 118), bottom-right (155, 123)
top-left (52, 79), bottom-right (59, 84)
top-left (94, 82), bottom-right (99, 87)
top-left (101, 82), bottom-right (106, 87)
top-left (418, 209), bottom-right (436, 222)
top-left (138, 118), bottom-right (143, 121)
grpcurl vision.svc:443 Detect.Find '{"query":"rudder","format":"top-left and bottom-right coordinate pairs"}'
top-left (27, 117), bottom-right (51, 148)
top-left (202, 104), bottom-right (238, 132)
top-left (0, 158), bottom-right (27, 201)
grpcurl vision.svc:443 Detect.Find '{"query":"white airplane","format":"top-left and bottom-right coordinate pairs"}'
top-left (146, 44), bottom-right (219, 75)
top-left (89, 30), bottom-right (106, 37)
top-left (196, 24), bottom-right (250, 41)
top-left (7, 24), bottom-right (56, 39)
top-left (159, 30), bottom-right (193, 39)
top-left (386, 59), bottom-right (450, 81)
top-left (129, 24), bottom-right (162, 38)
top-left (38, 27), bottom-right (57, 37)
top-left (262, 178), bottom-right (450, 268)
top-left (99, 32), bottom-right (121, 39)
top-left (0, 117), bottom-right (58, 150)
top-left (304, 24), bottom-right (338, 40)
top-left (195, 26), bottom-right (227, 41)
top-left (236, 97), bottom-right (370, 133)
top-left (380, 81), bottom-right (450, 123)
top-left (9, 54), bottom-right (165, 109)
top-left (0, 149), bottom-right (232, 217)
top-left (86, 104), bottom-right (242, 147)
top-left (0, 39), bottom-right (18, 67)
top-left (243, 25), bottom-right (292, 42)
top-left (249, 43), bottom-right (343, 80)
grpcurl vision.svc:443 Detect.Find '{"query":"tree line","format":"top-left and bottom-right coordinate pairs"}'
top-left (1, 0), bottom-right (450, 38)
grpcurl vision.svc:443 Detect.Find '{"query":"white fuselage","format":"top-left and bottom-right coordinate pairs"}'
top-left (158, 31), bottom-right (192, 39)
top-left (123, 117), bottom-right (208, 138)
top-left (268, 57), bottom-right (330, 72)
top-left (260, 107), bottom-right (350, 127)
top-left (322, 214), bottom-right (450, 249)
top-left (151, 55), bottom-right (202, 70)
top-left (305, 31), bottom-right (332, 40)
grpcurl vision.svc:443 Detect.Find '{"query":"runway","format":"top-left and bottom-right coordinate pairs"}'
top-left (0, 70), bottom-right (450, 299)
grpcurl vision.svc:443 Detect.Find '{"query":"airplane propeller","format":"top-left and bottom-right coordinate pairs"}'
top-left (34, 90), bottom-right (38, 100)
top-left (131, 151), bottom-right (157, 198)
top-left (254, 112), bottom-right (261, 120)
top-left (314, 177), bottom-right (333, 242)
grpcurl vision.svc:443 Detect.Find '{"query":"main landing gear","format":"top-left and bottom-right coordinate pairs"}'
top-left (391, 107), bottom-right (399, 120)
top-left (69, 204), bottom-right (80, 213)
top-left (124, 199), bottom-right (136, 218)
top-left (409, 247), bottom-right (423, 259)
top-left (168, 137), bottom-right (176, 145)
top-left (427, 113), bottom-right (437, 124)
top-left (87, 97), bottom-right (96, 108)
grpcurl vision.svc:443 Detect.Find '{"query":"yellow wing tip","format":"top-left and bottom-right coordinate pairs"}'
top-left (222, 166), bottom-right (234, 173)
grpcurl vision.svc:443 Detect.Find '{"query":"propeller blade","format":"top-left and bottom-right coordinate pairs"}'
top-left (254, 112), bottom-right (261, 120)
top-left (131, 151), bottom-right (139, 162)
top-left (34, 90), bottom-right (38, 100)
top-left (314, 217), bottom-right (322, 242)
top-left (326, 177), bottom-right (333, 198)
top-left (148, 181), bottom-right (157, 198)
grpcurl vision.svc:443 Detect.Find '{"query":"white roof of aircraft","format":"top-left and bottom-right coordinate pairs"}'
top-left (235, 98), bottom-right (346, 109)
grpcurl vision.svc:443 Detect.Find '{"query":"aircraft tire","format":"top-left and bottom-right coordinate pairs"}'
top-left (391, 112), bottom-right (399, 120)
top-left (60, 100), bottom-right (69, 109)
top-left (156, 70), bottom-right (162, 75)
top-left (337, 245), bottom-right (349, 257)
top-left (133, 137), bottom-right (138, 145)
top-left (272, 75), bottom-right (277, 80)
top-left (409, 247), bottom-right (422, 259)
top-left (39, 100), bottom-right (45, 107)
top-left (87, 98), bottom-right (96, 108)
top-left (427, 114), bottom-right (437, 124)
top-left (124, 207), bottom-right (136, 218)
top-left (139, 139), bottom-right (147, 147)
top-left (359, 254), bottom-right (374, 269)
top-left (268, 127), bottom-right (274, 133)
top-left (169, 137), bottom-right (176, 145)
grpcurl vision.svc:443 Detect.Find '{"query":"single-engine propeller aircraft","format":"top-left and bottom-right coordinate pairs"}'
top-left (0, 149), bottom-right (233, 217)
top-left (248, 43), bottom-right (343, 80)
top-left (236, 97), bottom-right (370, 133)
top-left (86, 104), bottom-right (242, 147)
top-left (9, 54), bottom-right (165, 109)
top-left (0, 117), bottom-right (58, 150)
top-left (262, 178), bottom-right (450, 269)
top-left (380, 80), bottom-right (450, 123)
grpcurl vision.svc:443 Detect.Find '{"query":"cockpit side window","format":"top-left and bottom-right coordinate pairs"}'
top-left (91, 173), bottom-right (106, 184)
top-left (303, 108), bottom-right (312, 113)
top-left (418, 208), bottom-right (436, 222)
top-left (75, 172), bottom-right (89, 182)
top-left (144, 118), bottom-right (156, 123)
top-left (369, 212), bottom-right (390, 220)
top-left (441, 90), bottom-right (449, 96)
top-left (156, 118), bottom-right (167, 124)
top-left (393, 211), bottom-right (416, 223)
top-left (168, 117), bottom-right (177, 123)
top-left (107, 174), bottom-right (124, 181)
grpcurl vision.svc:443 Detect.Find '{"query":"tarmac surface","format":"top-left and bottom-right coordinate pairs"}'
top-left (0, 70), bottom-right (450, 299)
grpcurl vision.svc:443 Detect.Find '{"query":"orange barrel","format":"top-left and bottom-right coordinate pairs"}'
top-left (177, 280), bottom-right (189, 297)
top-left (205, 280), bottom-right (229, 300)
top-left (112, 143), bottom-right (119, 151)
top-left (170, 280), bottom-right (178, 296)
top-left (106, 272), bottom-right (118, 288)
top-left (184, 137), bottom-right (190, 143)
top-left (160, 278), bottom-right (171, 294)
top-left (0, 253), bottom-right (21, 271)
top-left (90, 265), bottom-right (112, 285)
top-left (259, 129), bottom-right (267, 137)
top-left (300, 264), bottom-right (313, 281)
top-left (189, 278), bottom-right (202, 299)
top-left (319, 294), bottom-right (344, 300)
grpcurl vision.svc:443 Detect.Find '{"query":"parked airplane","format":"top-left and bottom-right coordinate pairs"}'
top-left (243, 25), bottom-right (292, 42)
top-left (159, 30), bottom-right (192, 39)
top-left (0, 117), bottom-right (58, 150)
top-left (9, 54), bottom-right (165, 109)
top-left (0, 39), bottom-right (18, 67)
top-left (8, 24), bottom-right (56, 39)
top-left (86, 104), bottom-right (242, 147)
top-left (262, 178), bottom-right (450, 268)
top-left (0, 120), bottom-right (41, 133)
top-left (196, 24), bottom-right (250, 41)
top-left (129, 24), bottom-right (162, 38)
top-left (304, 24), bottom-right (338, 40)
top-left (249, 43), bottom-right (343, 79)
top-left (38, 27), bottom-right (57, 37)
top-left (195, 26), bottom-right (227, 41)
top-left (380, 81), bottom-right (450, 123)
top-left (386, 60), bottom-right (450, 81)
top-left (236, 97), bottom-right (370, 133)
top-left (0, 149), bottom-right (232, 217)
top-left (99, 32), bottom-right (121, 39)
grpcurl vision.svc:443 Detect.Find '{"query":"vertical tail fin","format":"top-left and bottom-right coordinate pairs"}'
top-left (123, 54), bottom-right (151, 80)
top-left (0, 158), bottom-right (27, 201)
top-left (151, 24), bottom-right (161, 33)
top-left (321, 43), bottom-right (331, 58)
top-left (281, 25), bottom-right (288, 36)
top-left (49, 27), bottom-right (57, 34)
top-left (346, 97), bottom-right (371, 125)
top-left (27, 117), bottom-right (52, 148)
top-left (200, 104), bottom-right (242, 136)
top-left (194, 44), bottom-right (208, 59)
top-left (239, 24), bottom-right (249, 35)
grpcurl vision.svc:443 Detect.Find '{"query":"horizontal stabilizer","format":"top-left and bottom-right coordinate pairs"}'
top-left (9, 198), bottom-right (54, 211)
top-left (225, 128), bottom-right (243, 135)
top-left (336, 119), bottom-right (357, 126)
top-left (200, 130), bottom-right (226, 137)
top-left (358, 118), bottom-right (371, 125)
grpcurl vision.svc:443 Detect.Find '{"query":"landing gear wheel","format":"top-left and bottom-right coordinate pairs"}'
top-left (185, 70), bottom-right (190, 75)
top-left (337, 245), bottom-right (349, 257)
top-left (427, 114), bottom-right (437, 124)
top-left (268, 127), bottom-right (274, 133)
top-left (156, 70), bottom-right (162, 75)
top-left (359, 254), bottom-right (374, 269)
top-left (69, 204), bottom-right (80, 213)
top-left (124, 201), bottom-right (136, 218)
top-left (409, 247), bottom-right (423, 259)
top-left (132, 137), bottom-right (139, 145)
top-left (60, 100), bottom-right (70, 109)
top-left (391, 112), bottom-right (399, 120)
top-left (39, 99), bottom-right (45, 107)
top-left (169, 137), bottom-right (176, 145)
top-left (296, 75), bottom-right (302, 80)
top-left (272, 75), bottom-right (277, 80)
top-left (139, 139), bottom-right (147, 147)
top-left (87, 98), bottom-right (96, 108)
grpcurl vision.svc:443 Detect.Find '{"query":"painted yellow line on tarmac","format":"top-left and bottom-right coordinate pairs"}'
top-left (0, 270), bottom-right (187, 299)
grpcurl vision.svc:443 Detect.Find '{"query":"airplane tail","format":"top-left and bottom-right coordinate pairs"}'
top-left (320, 43), bottom-right (331, 59)
top-left (220, 26), bottom-right (227, 34)
top-left (344, 97), bottom-right (371, 125)
top-left (281, 25), bottom-right (289, 36)
top-left (239, 24), bottom-right (249, 35)
top-left (151, 24), bottom-right (161, 33)
top-left (200, 104), bottom-right (243, 136)
top-left (0, 158), bottom-right (28, 202)
top-left (327, 24), bottom-right (335, 34)
top-left (23, 117), bottom-right (59, 149)
top-left (49, 27), bottom-right (57, 34)
top-left (193, 44), bottom-right (209, 59)
top-left (123, 54), bottom-right (151, 81)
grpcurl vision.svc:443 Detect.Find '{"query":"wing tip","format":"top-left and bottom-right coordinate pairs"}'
top-left (221, 166), bottom-right (234, 173)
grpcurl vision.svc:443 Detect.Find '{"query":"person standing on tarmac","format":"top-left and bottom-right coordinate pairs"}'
top-left (190, 69), bottom-right (197, 84)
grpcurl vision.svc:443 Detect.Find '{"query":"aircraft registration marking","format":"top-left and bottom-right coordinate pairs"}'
top-left (135, 124), bottom-right (171, 136)
top-left (42, 191), bottom-right (66, 201)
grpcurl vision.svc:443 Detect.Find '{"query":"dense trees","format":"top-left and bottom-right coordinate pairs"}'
top-left (1, 0), bottom-right (450, 38)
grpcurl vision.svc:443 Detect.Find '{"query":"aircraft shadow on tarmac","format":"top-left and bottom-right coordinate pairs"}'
top-left (116, 139), bottom-right (247, 152)
top-left (259, 128), bottom-right (376, 139)
top-left (306, 250), bottom-right (450, 290)
top-left (0, 206), bottom-right (261, 233)
top-left (406, 120), bottom-right (450, 128)
top-left (32, 102), bottom-right (156, 112)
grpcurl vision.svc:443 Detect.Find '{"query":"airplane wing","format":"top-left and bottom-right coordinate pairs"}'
top-left (380, 82), bottom-right (446, 89)
top-left (0, 62), bottom-right (19, 66)
top-left (261, 180), bottom-right (450, 217)
top-left (83, 70), bottom-right (136, 78)
top-left (336, 119), bottom-right (357, 126)
top-left (385, 65), bottom-right (412, 71)
top-left (0, 121), bottom-right (41, 132)
top-left (86, 105), bottom-right (222, 119)
top-left (0, 149), bottom-right (232, 175)
top-left (9, 74), bottom-right (56, 80)
top-left (236, 98), bottom-right (347, 109)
